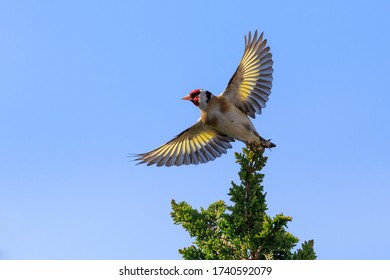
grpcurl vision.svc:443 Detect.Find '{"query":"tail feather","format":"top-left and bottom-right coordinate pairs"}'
top-left (247, 129), bottom-right (276, 149)
top-left (261, 139), bottom-right (276, 148)
top-left (258, 135), bottom-right (276, 149)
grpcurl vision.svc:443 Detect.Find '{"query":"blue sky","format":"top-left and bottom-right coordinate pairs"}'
top-left (1, 0), bottom-right (389, 259)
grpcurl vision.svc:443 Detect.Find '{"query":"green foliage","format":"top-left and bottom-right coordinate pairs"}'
top-left (171, 143), bottom-right (316, 260)
top-left (292, 240), bottom-right (317, 260)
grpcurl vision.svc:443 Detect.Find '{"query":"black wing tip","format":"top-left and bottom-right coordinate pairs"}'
top-left (128, 153), bottom-right (148, 166)
top-left (246, 30), bottom-right (266, 44)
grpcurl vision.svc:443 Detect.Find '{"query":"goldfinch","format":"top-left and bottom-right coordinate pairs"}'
top-left (136, 30), bottom-right (274, 166)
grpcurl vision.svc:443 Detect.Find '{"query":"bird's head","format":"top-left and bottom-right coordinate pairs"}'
top-left (182, 89), bottom-right (212, 111)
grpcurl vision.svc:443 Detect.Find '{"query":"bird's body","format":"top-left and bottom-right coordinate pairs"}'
top-left (201, 95), bottom-right (259, 144)
top-left (135, 30), bottom-right (275, 167)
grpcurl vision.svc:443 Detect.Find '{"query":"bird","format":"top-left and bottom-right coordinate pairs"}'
top-left (135, 30), bottom-right (274, 167)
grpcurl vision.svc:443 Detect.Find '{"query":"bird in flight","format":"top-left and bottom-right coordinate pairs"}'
top-left (135, 30), bottom-right (274, 167)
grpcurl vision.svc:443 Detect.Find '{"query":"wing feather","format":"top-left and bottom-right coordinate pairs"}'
top-left (220, 30), bottom-right (273, 118)
top-left (135, 121), bottom-right (235, 167)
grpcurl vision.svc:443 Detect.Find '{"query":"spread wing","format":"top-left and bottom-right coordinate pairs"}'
top-left (220, 30), bottom-right (273, 118)
top-left (135, 121), bottom-right (235, 167)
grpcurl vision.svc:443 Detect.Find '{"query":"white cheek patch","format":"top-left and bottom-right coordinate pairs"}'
top-left (198, 94), bottom-right (207, 110)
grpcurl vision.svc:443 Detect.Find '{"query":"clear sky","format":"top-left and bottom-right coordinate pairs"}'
top-left (1, 0), bottom-right (389, 260)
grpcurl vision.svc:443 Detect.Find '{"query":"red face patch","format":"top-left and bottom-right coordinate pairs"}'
top-left (189, 89), bottom-right (201, 98)
top-left (192, 96), bottom-right (200, 106)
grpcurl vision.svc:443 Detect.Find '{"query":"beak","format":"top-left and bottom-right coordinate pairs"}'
top-left (181, 94), bottom-right (192, 101)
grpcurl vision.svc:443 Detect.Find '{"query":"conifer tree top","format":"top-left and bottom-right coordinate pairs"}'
top-left (171, 144), bottom-right (316, 260)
